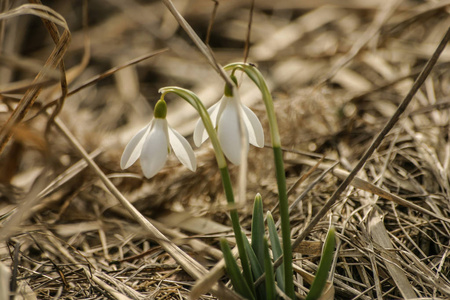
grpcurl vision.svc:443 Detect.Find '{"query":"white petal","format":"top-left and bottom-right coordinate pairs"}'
top-left (168, 127), bottom-right (197, 171)
top-left (193, 101), bottom-right (221, 147)
top-left (120, 122), bottom-right (152, 169)
top-left (242, 104), bottom-right (264, 147)
top-left (210, 98), bottom-right (224, 127)
top-left (140, 119), bottom-right (169, 178)
top-left (218, 98), bottom-right (248, 165)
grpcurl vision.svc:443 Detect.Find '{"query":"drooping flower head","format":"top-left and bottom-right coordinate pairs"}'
top-left (120, 99), bottom-right (196, 178)
top-left (193, 78), bottom-right (264, 165)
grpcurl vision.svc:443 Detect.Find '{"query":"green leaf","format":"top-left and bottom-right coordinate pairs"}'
top-left (267, 211), bottom-right (285, 292)
top-left (305, 226), bottom-right (336, 300)
top-left (242, 232), bottom-right (266, 300)
top-left (220, 238), bottom-right (256, 300)
top-left (251, 194), bottom-right (265, 269)
top-left (264, 237), bottom-right (277, 300)
top-left (243, 232), bottom-right (263, 279)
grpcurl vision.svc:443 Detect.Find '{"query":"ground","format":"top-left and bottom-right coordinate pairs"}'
top-left (1, 0), bottom-right (450, 299)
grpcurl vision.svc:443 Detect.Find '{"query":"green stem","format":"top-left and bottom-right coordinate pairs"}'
top-left (224, 64), bottom-right (295, 299)
top-left (220, 167), bottom-right (255, 295)
top-left (273, 146), bottom-right (294, 298)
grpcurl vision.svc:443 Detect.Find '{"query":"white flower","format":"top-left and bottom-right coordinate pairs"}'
top-left (193, 92), bottom-right (264, 165)
top-left (121, 100), bottom-right (196, 179)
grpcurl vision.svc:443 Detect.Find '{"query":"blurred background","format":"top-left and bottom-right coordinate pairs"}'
top-left (1, 0), bottom-right (450, 298)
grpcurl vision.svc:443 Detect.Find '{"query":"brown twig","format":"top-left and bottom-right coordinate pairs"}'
top-left (0, 3), bottom-right (70, 155)
top-left (161, 0), bottom-right (233, 87)
top-left (243, 0), bottom-right (255, 63)
top-left (205, 0), bottom-right (218, 46)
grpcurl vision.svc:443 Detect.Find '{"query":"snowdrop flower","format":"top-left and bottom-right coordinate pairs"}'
top-left (120, 99), bottom-right (196, 178)
top-left (193, 85), bottom-right (264, 165)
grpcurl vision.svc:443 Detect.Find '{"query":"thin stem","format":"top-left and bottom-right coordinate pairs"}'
top-left (221, 167), bottom-right (256, 295)
top-left (273, 146), bottom-right (294, 298)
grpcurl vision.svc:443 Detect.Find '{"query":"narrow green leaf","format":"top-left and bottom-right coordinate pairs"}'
top-left (267, 211), bottom-right (285, 292)
top-left (242, 232), bottom-right (266, 300)
top-left (264, 237), bottom-right (277, 300)
top-left (220, 238), bottom-right (255, 300)
top-left (243, 232), bottom-right (263, 279)
top-left (305, 226), bottom-right (336, 300)
top-left (221, 169), bottom-right (256, 296)
top-left (251, 194), bottom-right (265, 269)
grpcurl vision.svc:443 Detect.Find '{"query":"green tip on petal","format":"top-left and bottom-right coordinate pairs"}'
top-left (154, 99), bottom-right (167, 119)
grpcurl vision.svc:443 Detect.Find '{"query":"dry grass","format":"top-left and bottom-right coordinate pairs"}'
top-left (1, 0), bottom-right (450, 299)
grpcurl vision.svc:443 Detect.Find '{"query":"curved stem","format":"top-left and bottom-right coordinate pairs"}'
top-left (159, 87), bottom-right (226, 168)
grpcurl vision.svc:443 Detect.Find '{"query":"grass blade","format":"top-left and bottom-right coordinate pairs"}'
top-left (220, 238), bottom-right (255, 300)
top-left (305, 226), bottom-right (336, 300)
top-left (267, 211), bottom-right (285, 292)
top-left (243, 232), bottom-right (263, 278)
top-left (243, 232), bottom-right (266, 300)
top-left (264, 237), bottom-right (277, 300)
top-left (251, 193), bottom-right (265, 269)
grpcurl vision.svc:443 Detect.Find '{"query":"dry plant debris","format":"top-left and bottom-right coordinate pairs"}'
top-left (1, 0), bottom-right (450, 299)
